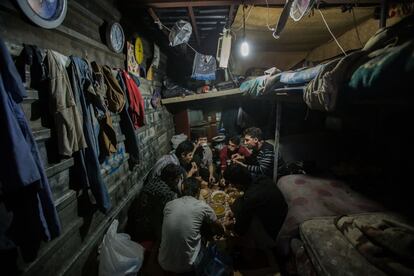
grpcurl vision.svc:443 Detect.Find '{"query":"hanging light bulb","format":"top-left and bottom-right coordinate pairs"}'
top-left (240, 4), bottom-right (249, 57)
top-left (241, 41), bottom-right (249, 57)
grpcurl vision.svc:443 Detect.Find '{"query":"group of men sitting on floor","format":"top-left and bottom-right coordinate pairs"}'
top-left (127, 127), bottom-right (288, 275)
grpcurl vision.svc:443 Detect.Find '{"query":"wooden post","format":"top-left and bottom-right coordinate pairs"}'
top-left (188, 7), bottom-right (201, 46)
top-left (380, 0), bottom-right (388, 28)
top-left (273, 102), bottom-right (282, 183)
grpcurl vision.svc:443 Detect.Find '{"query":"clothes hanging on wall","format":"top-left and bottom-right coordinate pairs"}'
top-left (90, 61), bottom-right (109, 119)
top-left (101, 65), bottom-right (125, 113)
top-left (0, 37), bottom-right (61, 261)
top-left (122, 71), bottom-right (145, 129)
top-left (68, 56), bottom-right (111, 213)
top-left (191, 52), bottom-right (216, 81)
top-left (98, 114), bottom-right (117, 161)
top-left (45, 50), bottom-right (87, 156)
top-left (90, 62), bottom-right (118, 160)
top-left (129, 72), bottom-right (141, 87)
top-left (15, 44), bottom-right (47, 88)
top-left (116, 71), bottom-right (140, 165)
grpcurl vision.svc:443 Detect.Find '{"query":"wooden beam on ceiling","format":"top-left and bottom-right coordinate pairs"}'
top-left (148, 8), bottom-right (170, 36)
top-left (227, 4), bottom-right (236, 28)
top-left (148, 7), bottom-right (198, 57)
top-left (142, 0), bottom-right (380, 8)
top-left (188, 7), bottom-right (201, 46)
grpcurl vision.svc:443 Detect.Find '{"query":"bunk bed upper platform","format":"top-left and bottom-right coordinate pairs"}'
top-left (160, 86), bottom-right (305, 105)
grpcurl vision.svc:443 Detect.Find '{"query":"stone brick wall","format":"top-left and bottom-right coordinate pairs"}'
top-left (15, 66), bottom-right (174, 276)
top-left (0, 1), bottom-right (175, 275)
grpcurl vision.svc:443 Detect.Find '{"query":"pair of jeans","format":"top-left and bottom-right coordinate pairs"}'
top-left (68, 56), bottom-right (111, 213)
top-left (193, 243), bottom-right (232, 276)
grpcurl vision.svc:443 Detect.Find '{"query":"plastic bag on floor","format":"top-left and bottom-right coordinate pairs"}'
top-left (195, 244), bottom-right (233, 276)
top-left (99, 219), bottom-right (144, 276)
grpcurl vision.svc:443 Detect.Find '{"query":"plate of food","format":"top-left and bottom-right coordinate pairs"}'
top-left (211, 190), bottom-right (227, 204)
top-left (210, 203), bottom-right (226, 218)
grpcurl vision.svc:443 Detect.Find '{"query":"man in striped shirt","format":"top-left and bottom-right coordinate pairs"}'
top-left (233, 127), bottom-right (275, 179)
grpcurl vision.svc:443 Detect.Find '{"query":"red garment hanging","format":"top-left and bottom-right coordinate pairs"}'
top-left (122, 70), bottom-right (145, 129)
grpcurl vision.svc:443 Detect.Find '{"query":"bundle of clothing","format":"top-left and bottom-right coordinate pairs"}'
top-left (304, 14), bottom-right (414, 112)
top-left (240, 15), bottom-right (414, 111)
top-left (161, 77), bottom-right (194, 99)
top-left (0, 37), bottom-right (61, 263)
top-left (239, 65), bottom-right (321, 97)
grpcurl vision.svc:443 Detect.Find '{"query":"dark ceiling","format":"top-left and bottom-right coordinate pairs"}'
top-left (120, 0), bottom-right (382, 50)
top-left (117, 0), bottom-right (384, 82)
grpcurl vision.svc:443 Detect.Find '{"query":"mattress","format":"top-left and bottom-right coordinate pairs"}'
top-left (299, 216), bottom-right (386, 276)
top-left (275, 175), bottom-right (384, 257)
top-left (299, 212), bottom-right (414, 276)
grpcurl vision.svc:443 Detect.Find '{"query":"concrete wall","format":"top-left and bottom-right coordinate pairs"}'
top-left (0, 1), bottom-right (175, 275)
top-left (306, 16), bottom-right (402, 62)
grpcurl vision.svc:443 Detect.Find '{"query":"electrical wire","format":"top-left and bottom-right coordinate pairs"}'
top-left (232, 5), bottom-right (254, 31)
top-left (351, 7), bottom-right (364, 48)
top-left (155, 19), bottom-right (198, 54)
top-left (243, 5), bottom-right (246, 39)
top-left (265, 0), bottom-right (276, 31)
top-left (317, 9), bottom-right (348, 56)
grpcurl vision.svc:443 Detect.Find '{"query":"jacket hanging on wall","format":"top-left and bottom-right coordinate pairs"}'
top-left (90, 62), bottom-right (118, 160)
top-left (191, 52), bottom-right (217, 81)
top-left (101, 65), bottom-right (125, 113)
top-left (45, 50), bottom-right (87, 157)
top-left (121, 71), bottom-right (145, 129)
top-left (68, 56), bottom-right (111, 213)
top-left (116, 70), bottom-right (140, 165)
top-left (0, 37), bottom-right (61, 261)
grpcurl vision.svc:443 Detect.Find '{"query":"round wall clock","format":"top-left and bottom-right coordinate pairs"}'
top-left (134, 37), bottom-right (144, 65)
top-left (16, 0), bottom-right (67, 29)
top-left (105, 22), bottom-right (125, 53)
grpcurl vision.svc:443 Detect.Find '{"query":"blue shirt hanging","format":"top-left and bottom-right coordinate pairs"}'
top-left (0, 36), bottom-right (61, 261)
top-left (191, 52), bottom-right (217, 81)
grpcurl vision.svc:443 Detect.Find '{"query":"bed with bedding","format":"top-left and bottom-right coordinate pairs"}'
top-left (275, 174), bottom-right (414, 275)
top-left (293, 212), bottom-right (414, 275)
top-left (275, 174), bottom-right (384, 256)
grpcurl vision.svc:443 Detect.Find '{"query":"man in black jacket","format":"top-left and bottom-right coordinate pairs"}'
top-left (223, 165), bottom-right (287, 249)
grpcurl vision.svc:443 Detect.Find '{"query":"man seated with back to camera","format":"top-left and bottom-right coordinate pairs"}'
top-left (158, 177), bottom-right (224, 275)
top-left (219, 135), bottom-right (251, 175)
top-left (127, 163), bottom-right (186, 242)
top-left (223, 164), bottom-right (288, 262)
top-left (192, 131), bottom-right (217, 185)
top-left (232, 127), bottom-right (284, 180)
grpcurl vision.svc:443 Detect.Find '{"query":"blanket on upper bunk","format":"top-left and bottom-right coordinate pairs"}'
top-left (280, 64), bottom-right (325, 85)
top-left (240, 66), bottom-right (318, 97)
top-left (349, 39), bottom-right (414, 95)
top-left (239, 15), bottom-right (414, 107)
top-left (303, 14), bottom-right (414, 111)
top-left (303, 52), bottom-right (367, 112)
